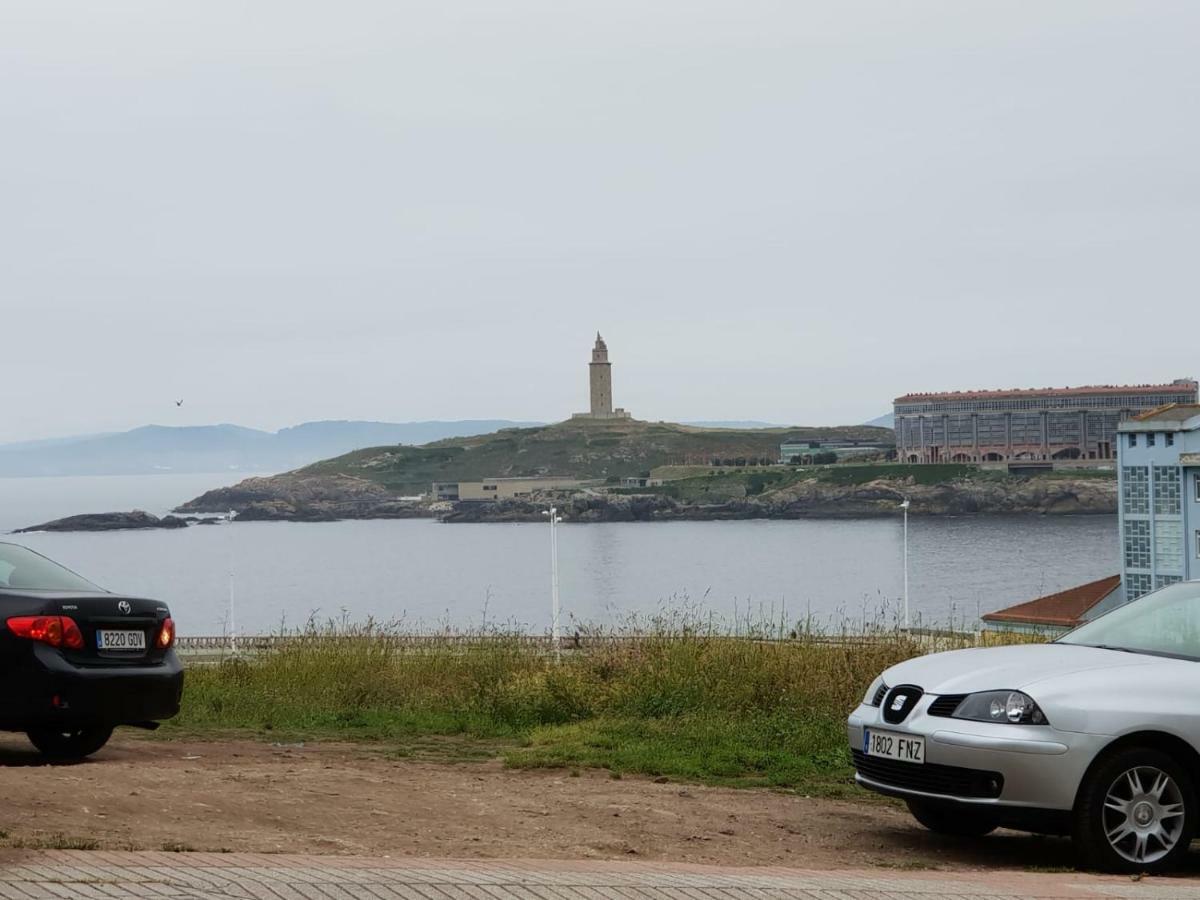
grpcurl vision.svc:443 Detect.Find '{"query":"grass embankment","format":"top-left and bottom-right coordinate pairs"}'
top-left (166, 627), bottom-right (1006, 792)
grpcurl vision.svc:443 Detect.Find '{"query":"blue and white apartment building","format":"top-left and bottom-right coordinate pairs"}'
top-left (1117, 405), bottom-right (1200, 600)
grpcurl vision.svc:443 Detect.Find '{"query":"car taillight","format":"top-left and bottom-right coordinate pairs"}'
top-left (157, 617), bottom-right (175, 649)
top-left (7, 616), bottom-right (84, 650)
top-left (62, 618), bottom-right (84, 649)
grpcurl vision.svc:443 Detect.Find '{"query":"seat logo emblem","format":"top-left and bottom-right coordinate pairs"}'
top-left (890, 694), bottom-right (907, 711)
top-left (117, 600), bottom-right (132, 615)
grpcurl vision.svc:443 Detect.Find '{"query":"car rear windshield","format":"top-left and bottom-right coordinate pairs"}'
top-left (1059, 581), bottom-right (1200, 661)
top-left (0, 543), bottom-right (103, 593)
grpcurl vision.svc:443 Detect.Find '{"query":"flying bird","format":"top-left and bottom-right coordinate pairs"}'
top-left (175, 399), bottom-right (184, 407)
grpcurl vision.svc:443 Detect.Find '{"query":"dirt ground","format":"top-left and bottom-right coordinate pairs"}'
top-left (0, 732), bottom-right (1098, 871)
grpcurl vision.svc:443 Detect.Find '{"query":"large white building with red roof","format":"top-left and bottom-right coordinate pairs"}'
top-left (893, 380), bottom-right (1197, 464)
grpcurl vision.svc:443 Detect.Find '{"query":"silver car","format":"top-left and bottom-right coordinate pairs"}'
top-left (848, 580), bottom-right (1200, 873)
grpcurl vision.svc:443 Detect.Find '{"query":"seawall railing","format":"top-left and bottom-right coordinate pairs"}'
top-left (173, 627), bottom-right (988, 660)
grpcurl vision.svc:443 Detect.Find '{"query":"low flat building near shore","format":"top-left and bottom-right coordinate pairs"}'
top-left (779, 440), bottom-right (891, 464)
top-left (894, 379), bottom-right (1198, 464)
top-left (981, 574), bottom-right (1124, 636)
top-left (432, 482), bottom-right (460, 501)
top-left (456, 477), bottom-right (583, 501)
top-left (619, 476), bottom-right (664, 489)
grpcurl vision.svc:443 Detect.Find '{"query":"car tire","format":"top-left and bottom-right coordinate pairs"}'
top-left (1073, 746), bottom-right (1194, 874)
top-left (906, 800), bottom-right (999, 836)
top-left (26, 724), bottom-right (114, 760)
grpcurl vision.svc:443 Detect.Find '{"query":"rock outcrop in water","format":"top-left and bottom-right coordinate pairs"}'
top-left (15, 510), bottom-right (191, 533)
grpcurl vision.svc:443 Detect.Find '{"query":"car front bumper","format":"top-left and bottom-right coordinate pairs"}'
top-left (847, 698), bottom-right (1111, 812)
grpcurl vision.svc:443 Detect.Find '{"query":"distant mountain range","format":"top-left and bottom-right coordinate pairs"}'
top-left (0, 421), bottom-right (543, 477)
top-left (863, 412), bottom-right (894, 429)
top-left (1, 415), bottom-right (896, 478)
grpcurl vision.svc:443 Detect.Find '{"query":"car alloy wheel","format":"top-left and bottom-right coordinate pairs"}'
top-left (1075, 746), bottom-right (1195, 873)
top-left (1101, 765), bottom-right (1186, 865)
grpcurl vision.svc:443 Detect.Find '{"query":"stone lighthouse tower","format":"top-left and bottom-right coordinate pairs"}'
top-left (589, 333), bottom-right (613, 416)
top-left (573, 333), bottom-right (631, 420)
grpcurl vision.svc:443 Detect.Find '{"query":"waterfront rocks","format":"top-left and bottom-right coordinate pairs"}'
top-left (762, 475), bottom-right (1116, 518)
top-left (15, 510), bottom-right (191, 533)
top-left (177, 473), bottom-right (432, 522)
top-left (176, 470), bottom-right (1116, 525)
top-left (441, 494), bottom-right (687, 523)
top-left (441, 475), bottom-right (1116, 522)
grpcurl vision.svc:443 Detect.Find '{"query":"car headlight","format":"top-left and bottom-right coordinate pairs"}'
top-left (863, 676), bottom-right (888, 707)
top-left (952, 690), bottom-right (1048, 725)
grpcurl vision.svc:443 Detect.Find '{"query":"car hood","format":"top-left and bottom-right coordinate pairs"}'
top-left (882, 642), bottom-right (1162, 695)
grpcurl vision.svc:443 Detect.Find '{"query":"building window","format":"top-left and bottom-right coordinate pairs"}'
top-left (1122, 466), bottom-right (1150, 515)
top-left (1129, 433), bottom-right (1138, 448)
top-left (1123, 519), bottom-right (1151, 569)
top-left (1155, 574), bottom-right (1183, 590)
top-left (1166, 432), bottom-right (1175, 447)
top-left (1155, 519), bottom-right (1184, 572)
top-left (1147, 433), bottom-right (1157, 447)
top-left (1154, 466), bottom-right (1182, 516)
top-left (1126, 573), bottom-right (1153, 600)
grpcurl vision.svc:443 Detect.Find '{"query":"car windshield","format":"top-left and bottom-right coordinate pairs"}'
top-left (1059, 581), bottom-right (1200, 661)
top-left (0, 543), bottom-right (103, 593)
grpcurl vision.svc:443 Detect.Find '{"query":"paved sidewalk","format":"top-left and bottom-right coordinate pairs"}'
top-left (2, 852), bottom-right (1199, 900)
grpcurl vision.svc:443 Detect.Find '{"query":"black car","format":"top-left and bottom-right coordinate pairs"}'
top-left (0, 542), bottom-right (183, 759)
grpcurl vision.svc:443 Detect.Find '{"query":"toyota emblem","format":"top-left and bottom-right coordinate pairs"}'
top-left (117, 600), bottom-right (132, 615)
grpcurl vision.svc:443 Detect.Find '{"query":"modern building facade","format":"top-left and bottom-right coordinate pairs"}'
top-left (573, 333), bottom-right (631, 420)
top-left (455, 477), bottom-right (582, 502)
top-left (1117, 405), bottom-right (1200, 600)
top-left (894, 381), bottom-right (1198, 464)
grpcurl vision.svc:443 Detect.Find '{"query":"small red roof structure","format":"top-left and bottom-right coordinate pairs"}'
top-left (982, 575), bottom-right (1122, 630)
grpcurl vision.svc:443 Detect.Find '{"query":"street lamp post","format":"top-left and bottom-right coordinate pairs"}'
top-left (543, 506), bottom-right (564, 661)
top-left (227, 509), bottom-right (238, 656)
top-left (899, 499), bottom-right (910, 630)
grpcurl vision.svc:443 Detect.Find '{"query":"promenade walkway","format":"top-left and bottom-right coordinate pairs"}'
top-left (2, 853), bottom-right (1199, 900)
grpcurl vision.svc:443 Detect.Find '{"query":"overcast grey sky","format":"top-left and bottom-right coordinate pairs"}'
top-left (2, 1), bottom-right (1197, 441)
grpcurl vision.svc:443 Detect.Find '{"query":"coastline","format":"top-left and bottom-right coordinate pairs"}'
top-left (168, 470), bottom-right (1115, 526)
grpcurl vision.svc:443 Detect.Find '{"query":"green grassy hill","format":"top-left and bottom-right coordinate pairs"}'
top-left (298, 418), bottom-right (893, 494)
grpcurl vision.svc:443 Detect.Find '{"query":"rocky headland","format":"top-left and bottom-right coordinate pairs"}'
top-left (176, 473), bottom-right (433, 522)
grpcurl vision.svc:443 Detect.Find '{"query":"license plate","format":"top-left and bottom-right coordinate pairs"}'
top-left (864, 728), bottom-right (925, 764)
top-left (97, 629), bottom-right (146, 651)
